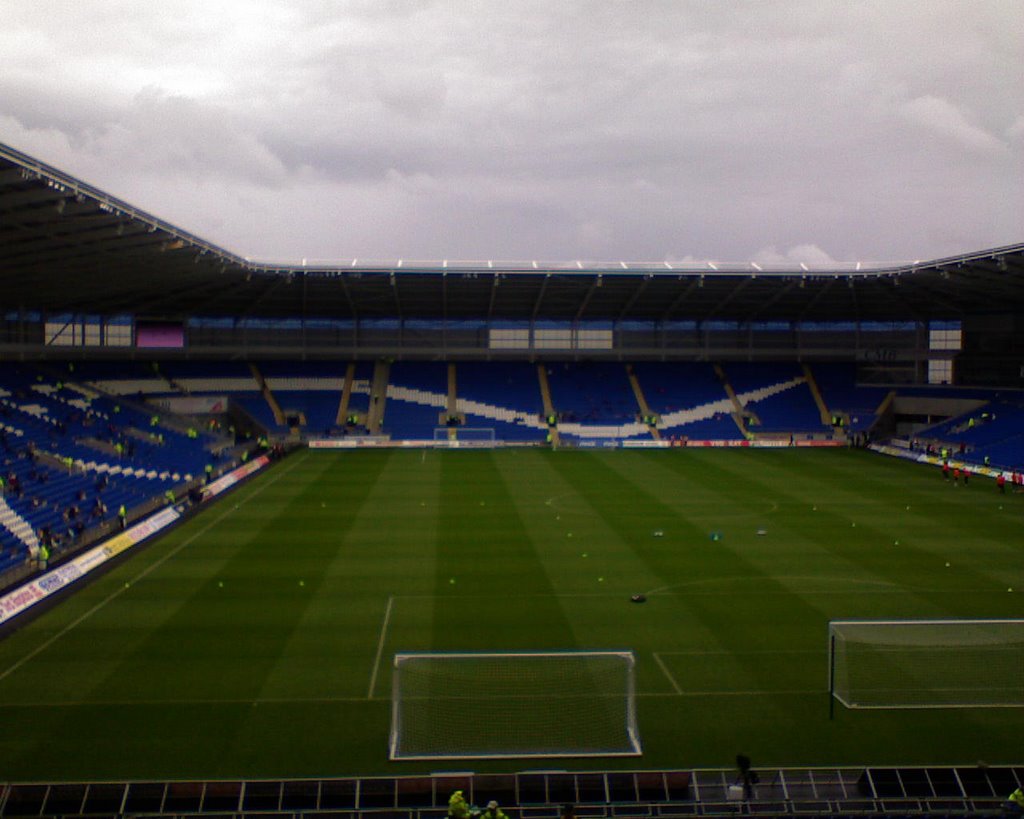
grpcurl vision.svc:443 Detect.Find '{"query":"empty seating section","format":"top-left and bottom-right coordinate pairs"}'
top-left (454, 362), bottom-right (545, 442)
top-left (0, 364), bottom-right (214, 573)
top-left (343, 361), bottom-right (374, 423)
top-left (159, 361), bottom-right (249, 397)
top-left (925, 400), bottom-right (1024, 469)
top-left (66, 360), bottom-right (889, 444)
top-left (812, 363), bottom-right (890, 431)
top-left (724, 362), bottom-right (828, 433)
top-left (546, 363), bottom-right (636, 424)
top-left (631, 362), bottom-right (740, 439)
top-left (545, 363), bottom-right (650, 440)
top-left (385, 362), bottom-right (448, 440)
top-left (242, 362), bottom-right (343, 433)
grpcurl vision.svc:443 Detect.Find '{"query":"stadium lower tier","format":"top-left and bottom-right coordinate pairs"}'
top-left (0, 765), bottom-right (1017, 818)
top-left (79, 359), bottom-right (884, 444)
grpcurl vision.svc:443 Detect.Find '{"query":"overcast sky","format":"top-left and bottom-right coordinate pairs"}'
top-left (1, 1), bottom-right (1022, 266)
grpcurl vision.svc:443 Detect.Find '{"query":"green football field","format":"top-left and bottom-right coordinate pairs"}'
top-left (0, 447), bottom-right (1022, 782)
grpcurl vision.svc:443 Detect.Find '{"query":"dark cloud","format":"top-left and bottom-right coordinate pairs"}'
top-left (0, 0), bottom-right (1020, 264)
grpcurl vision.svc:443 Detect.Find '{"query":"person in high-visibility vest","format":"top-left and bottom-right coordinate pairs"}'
top-left (447, 791), bottom-right (470, 819)
top-left (118, 504), bottom-right (127, 529)
top-left (38, 543), bottom-right (50, 570)
top-left (1008, 786), bottom-right (1024, 811)
top-left (481, 801), bottom-right (507, 819)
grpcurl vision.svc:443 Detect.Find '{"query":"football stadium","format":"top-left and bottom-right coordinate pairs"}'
top-left (1, 137), bottom-right (1023, 817)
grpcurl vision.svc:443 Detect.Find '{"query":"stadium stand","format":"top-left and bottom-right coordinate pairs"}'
top-left (631, 362), bottom-right (742, 440)
top-left (545, 362), bottom-right (636, 424)
top-left (385, 361), bottom-right (449, 440)
top-left (454, 362), bottom-right (546, 442)
top-left (914, 399), bottom-right (1024, 470)
top-left (722, 362), bottom-right (830, 434)
top-left (259, 360), bottom-right (349, 434)
top-left (811, 362), bottom-right (892, 432)
top-left (0, 362), bottom-right (240, 578)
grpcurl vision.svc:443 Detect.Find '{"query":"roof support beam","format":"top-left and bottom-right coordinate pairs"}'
top-left (616, 277), bottom-right (650, 321)
top-left (742, 279), bottom-right (798, 322)
top-left (705, 277), bottom-right (754, 320)
top-left (573, 276), bottom-right (601, 321)
top-left (531, 276), bottom-right (551, 320)
top-left (659, 278), bottom-right (701, 322)
top-left (487, 274), bottom-right (499, 320)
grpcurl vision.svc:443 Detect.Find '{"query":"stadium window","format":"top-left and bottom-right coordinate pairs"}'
top-left (928, 359), bottom-right (954, 385)
top-left (576, 329), bottom-right (613, 349)
top-left (103, 322), bottom-right (132, 346)
top-left (489, 328), bottom-right (530, 349)
top-left (535, 328), bottom-right (573, 349)
top-left (45, 314), bottom-right (104, 346)
top-left (45, 319), bottom-right (77, 346)
top-left (928, 327), bottom-right (962, 351)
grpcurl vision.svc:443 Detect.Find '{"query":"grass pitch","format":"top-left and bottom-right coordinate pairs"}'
top-left (0, 447), bottom-right (1021, 781)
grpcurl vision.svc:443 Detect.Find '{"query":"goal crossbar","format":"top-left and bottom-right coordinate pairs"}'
top-left (829, 618), bottom-right (1024, 712)
top-left (389, 650), bottom-right (641, 760)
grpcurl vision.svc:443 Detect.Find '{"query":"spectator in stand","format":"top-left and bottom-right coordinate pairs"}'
top-left (447, 791), bottom-right (470, 819)
top-left (481, 802), bottom-right (507, 819)
top-left (1008, 786), bottom-right (1024, 812)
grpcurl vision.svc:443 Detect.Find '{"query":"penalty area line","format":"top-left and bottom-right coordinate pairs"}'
top-left (367, 594), bottom-right (394, 699)
top-left (2, 688), bottom-right (827, 709)
top-left (652, 651), bottom-right (683, 695)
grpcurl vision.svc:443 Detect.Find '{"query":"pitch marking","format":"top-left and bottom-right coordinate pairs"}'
top-left (0, 451), bottom-right (310, 684)
top-left (653, 651), bottom-right (683, 695)
top-left (643, 574), bottom-right (902, 597)
top-left (0, 688), bottom-right (829, 708)
top-left (367, 594), bottom-right (394, 699)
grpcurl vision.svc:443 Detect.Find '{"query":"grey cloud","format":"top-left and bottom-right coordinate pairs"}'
top-left (901, 95), bottom-right (1009, 157)
top-left (0, 0), bottom-right (1021, 264)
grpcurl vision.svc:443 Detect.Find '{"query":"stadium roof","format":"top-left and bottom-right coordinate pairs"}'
top-left (2, 140), bottom-right (1022, 324)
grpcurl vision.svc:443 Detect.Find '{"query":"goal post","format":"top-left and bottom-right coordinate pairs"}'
top-left (432, 427), bottom-right (497, 447)
top-left (389, 650), bottom-right (642, 760)
top-left (829, 619), bottom-right (1024, 711)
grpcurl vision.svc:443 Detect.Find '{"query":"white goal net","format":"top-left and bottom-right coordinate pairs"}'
top-left (432, 427), bottom-right (497, 447)
top-left (829, 619), bottom-right (1024, 710)
top-left (389, 650), bottom-right (641, 760)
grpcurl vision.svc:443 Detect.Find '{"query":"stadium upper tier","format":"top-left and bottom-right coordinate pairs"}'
top-left (0, 140), bottom-right (1022, 323)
